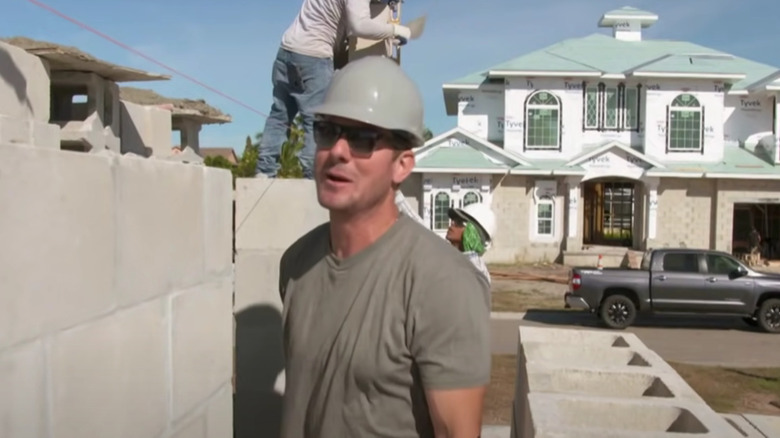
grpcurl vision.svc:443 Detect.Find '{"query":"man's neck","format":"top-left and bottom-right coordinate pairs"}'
top-left (329, 199), bottom-right (399, 259)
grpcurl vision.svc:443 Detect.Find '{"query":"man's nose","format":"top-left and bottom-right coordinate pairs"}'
top-left (329, 136), bottom-right (352, 161)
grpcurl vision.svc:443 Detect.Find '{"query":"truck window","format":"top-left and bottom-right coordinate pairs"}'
top-left (705, 254), bottom-right (741, 275)
top-left (661, 253), bottom-right (700, 273)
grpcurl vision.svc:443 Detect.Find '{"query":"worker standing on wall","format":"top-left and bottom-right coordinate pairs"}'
top-left (255, 0), bottom-right (413, 180)
top-left (445, 202), bottom-right (497, 284)
top-left (277, 56), bottom-right (491, 438)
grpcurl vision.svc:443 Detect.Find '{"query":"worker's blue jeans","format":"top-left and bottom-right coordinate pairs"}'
top-left (256, 47), bottom-right (334, 179)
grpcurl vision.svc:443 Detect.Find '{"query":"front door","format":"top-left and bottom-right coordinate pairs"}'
top-left (583, 180), bottom-right (635, 247)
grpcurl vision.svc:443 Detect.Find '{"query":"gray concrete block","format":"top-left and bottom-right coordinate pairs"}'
top-left (527, 393), bottom-right (741, 437)
top-left (743, 414), bottom-right (780, 438)
top-left (115, 156), bottom-right (205, 306)
top-left (234, 249), bottom-right (284, 313)
top-left (0, 144), bottom-right (116, 349)
top-left (203, 166), bottom-right (233, 277)
top-left (31, 119), bottom-right (61, 149)
top-left (518, 326), bottom-right (647, 350)
top-left (0, 41), bottom-right (51, 122)
top-left (234, 178), bottom-right (328, 251)
top-left (523, 362), bottom-right (703, 401)
top-left (49, 298), bottom-right (168, 438)
top-left (721, 414), bottom-right (764, 438)
top-left (171, 279), bottom-right (233, 420)
top-left (171, 414), bottom-right (207, 438)
top-left (0, 115), bottom-right (30, 145)
top-left (519, 341), bottom-right (673, 372)
top-left (0, 340), bottom-right (46, 438)
top-left (206, 384), bottom-right (233, 438)
top-left (482, 425), bottom-right (510, 438)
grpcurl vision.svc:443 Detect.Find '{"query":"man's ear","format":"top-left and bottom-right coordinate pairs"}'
top-left (392, 149), bottom-right (415, 186)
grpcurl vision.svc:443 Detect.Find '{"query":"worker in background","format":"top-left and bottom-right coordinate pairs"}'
top-left (749, 226), bottom-right (762, 264)
top-left (446, 202), bottom-right (496, 284)
top-left (255, 0), bottom-right (413, 180)
top-left (277, 56), bottom-right (490, 438)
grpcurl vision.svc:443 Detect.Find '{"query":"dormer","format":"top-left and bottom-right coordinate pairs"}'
top-left (598, 6), bottom-right (658, 42)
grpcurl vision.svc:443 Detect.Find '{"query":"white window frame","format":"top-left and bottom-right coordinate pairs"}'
top-left (431, 191), bottom-right (451, 231)
top-left (534, 196), bottom-right (555, 239)
top-left (524, 91), bottom-right (561, 150)
top-left (667, 93), bottom-right (703, 153)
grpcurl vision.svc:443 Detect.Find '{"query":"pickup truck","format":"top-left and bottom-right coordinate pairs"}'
top-left (564, 248), bottom-right (780, 333)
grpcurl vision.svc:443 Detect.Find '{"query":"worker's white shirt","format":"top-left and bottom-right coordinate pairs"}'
top-left (281, 0), bottom-right (395, 59)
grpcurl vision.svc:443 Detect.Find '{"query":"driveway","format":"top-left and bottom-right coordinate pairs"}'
top-left (491, 310), bottom-right (780, 367)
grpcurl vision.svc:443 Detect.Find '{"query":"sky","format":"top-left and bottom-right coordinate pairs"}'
top-left (3, 0), bottom-right (780, 153)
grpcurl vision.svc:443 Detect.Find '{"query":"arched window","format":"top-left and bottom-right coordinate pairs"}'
top-left (462, 191), bottom-right (482, 207)
top-left (433, 192), bottom-right (450, 230)
top-left (525, 91), bottom-right (561, 150)
top-left (667, 94), bottom-right (703, 152)
top-left (536, 196), bottom-right (554, 237)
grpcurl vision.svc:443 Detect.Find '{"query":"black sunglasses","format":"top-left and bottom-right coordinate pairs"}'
top-left (313, 120), bottom-right (411, 157)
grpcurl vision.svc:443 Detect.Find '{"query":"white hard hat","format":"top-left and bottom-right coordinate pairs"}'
top-left (448, 202), bottom-right (497, 246)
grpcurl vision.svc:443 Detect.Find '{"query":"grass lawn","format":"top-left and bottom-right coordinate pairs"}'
top-left (483, 355), bottom-right (780, 425)
top-left (668, 362), bottom-right (780, 414)
top-left (491, 289), bottom-right (568, 313)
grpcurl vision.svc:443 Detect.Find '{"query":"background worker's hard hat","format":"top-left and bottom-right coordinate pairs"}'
top-left (449, 202), bottom-right (497, 246)
top-left (311, 56), bottom-right (425, 146)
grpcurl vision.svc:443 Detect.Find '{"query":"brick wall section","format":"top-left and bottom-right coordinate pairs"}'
top-left (0, 144), bottom-right (234, 438)
top-left (652, 178), bottom-right (714, 249)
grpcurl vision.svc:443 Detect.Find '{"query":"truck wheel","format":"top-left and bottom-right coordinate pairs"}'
top-left (599, 295), bottom-right (637, 330)
top-left (757, 298), bottom-right (780, 334)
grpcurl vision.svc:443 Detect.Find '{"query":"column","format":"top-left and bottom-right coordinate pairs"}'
top-left (565, 176), bottom-right (582, 250)
top-left (179, 119), bottom-right (202, 154)
top-left (644, 177), bottom-right (659, 245)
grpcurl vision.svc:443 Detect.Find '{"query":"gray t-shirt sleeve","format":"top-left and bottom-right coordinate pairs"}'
top-left (408, 262), bottom-right (492, 390)
top-left (344, 0), bottom-right (396, 40)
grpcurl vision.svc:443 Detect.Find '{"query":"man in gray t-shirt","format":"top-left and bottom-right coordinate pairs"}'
top-left (278, 56), bottom-right (491, 437)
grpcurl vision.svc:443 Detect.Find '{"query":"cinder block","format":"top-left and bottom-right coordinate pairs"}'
top-left (171, 414), bottom-right (207, 438)
top-left (234, 178), bottom-right (328, 251)
top-left (202, 166), bottom-right (233, 277)
top-left (0, 340), bottom-right (46, 438)
top-left (206, 384), bottom-right (233, 438)
top-left (234, 249), bottom-right (284, 313)
top-left (0, 41), bottom-right (51, 121)
top-left (721, 414), bottom-right (764, 438)
top-left (743, 414), bottom-right (780, 438)
top-left (30, 120), bottom-right (61, 149)
top-left (518, 326), bottom-right (647, 349)
top-left (526, 393), bottom-right (741, 437)
top-left (0, 144), bottom-right (116, 349)
top-left (0, 115), bottom-right (30, 145)
top-left (171, 279), bottom-right (233, 420)
top-left (49, 298), bottom-right (168, 438)
top-left (519, 341), bottom-right (672, 372)
top-left (115, 156), bottom-right (205, 306)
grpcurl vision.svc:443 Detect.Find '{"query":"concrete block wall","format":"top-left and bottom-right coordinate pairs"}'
top-left (0, 41), bottom-right (60, 149)
top-left (0, 143), bottom-right (234, 438)
top-left (233, 177), bottom-right (329, 438)
top-left (652, 178), bottom-right (715, 250)
top-left (489, 175), bottom-right (562, 264)
top-left (712, 178), bottom-right (780, 252)
top-left (511, 326), bottom-right (743, 437)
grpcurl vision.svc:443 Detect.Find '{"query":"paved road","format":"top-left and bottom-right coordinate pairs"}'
top-left (491, 310), bottom-right (780, 367)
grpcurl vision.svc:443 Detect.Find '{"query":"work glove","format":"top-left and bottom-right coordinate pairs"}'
top-left (392, 24), bottom-right (411, 46)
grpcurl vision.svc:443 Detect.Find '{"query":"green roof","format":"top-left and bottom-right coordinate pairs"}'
top-left (635, 54), bottom-right (746, 77)
top-left (653, 147), bottom-right (779, 175)
top-left (602, 6), bottom-right (657, 18)
top-left (415, 147), bottom-right (508, 170)
top-left (444, 33), bottom-right (779, 91)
